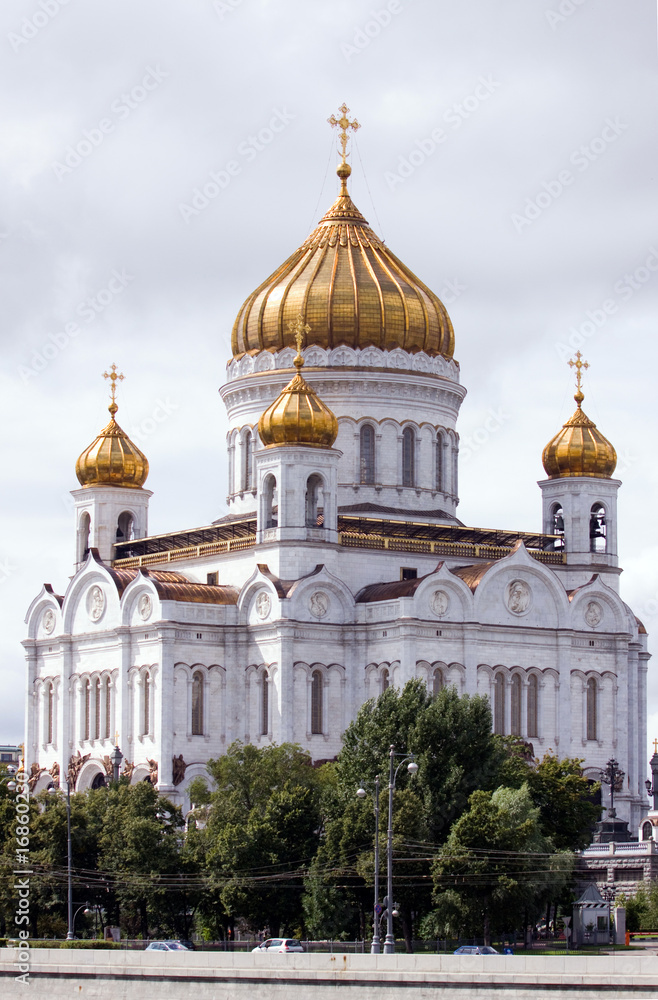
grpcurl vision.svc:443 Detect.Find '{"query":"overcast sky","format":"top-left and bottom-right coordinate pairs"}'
top-left (2, 0), bottom-right (657, 770)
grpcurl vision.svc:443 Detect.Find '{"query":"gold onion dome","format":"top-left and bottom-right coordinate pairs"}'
top-left (231, 106), bottom-right (454, 361)
top-left (258, 317), bottom-right (338, 449)
top-left (75, 366), bottom-right (149, 489)
top-left (542, 354), bottom-right (616, 479)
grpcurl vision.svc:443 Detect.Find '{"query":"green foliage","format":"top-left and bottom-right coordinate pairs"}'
top-left (622, 882), bottom-right (658, 932)
top-left (526, 754), bottom-right (600, 851)
top-left (425, 784), bottom-right (573, 941)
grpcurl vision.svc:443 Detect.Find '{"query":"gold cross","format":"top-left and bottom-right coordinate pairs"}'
top-left (288, 313), bottom-right (311, 355)
top-left (653, 738), bottom-right (658, 754)
top-left (568, 351), bottom-right (589, 394)
top-left (115, 730), bottom-right (120, 748)
top-left (327, 103), bottom-right (361, 166)
top-left (103, 364), bottom-right (125, 404)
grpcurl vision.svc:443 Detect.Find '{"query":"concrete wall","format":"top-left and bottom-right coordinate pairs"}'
top-left (2, 949), bottom-right (658, 999)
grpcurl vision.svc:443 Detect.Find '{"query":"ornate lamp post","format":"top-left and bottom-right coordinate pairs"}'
top-left (383, 745), bottom-right (418, 955)
top-left (645, 739), bottom-right (658, 810)
top-left (600, 758), bottom-right (624, 819)
top-left (356, 776), bottom-right (381, 953)
top-left (601, 884), bottom-right (616, 944)
top-left (110, 743), bottom-right (123, 784)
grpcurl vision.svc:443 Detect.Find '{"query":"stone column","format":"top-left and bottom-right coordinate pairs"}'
top-left (158, 629), bottom-right (176, 791)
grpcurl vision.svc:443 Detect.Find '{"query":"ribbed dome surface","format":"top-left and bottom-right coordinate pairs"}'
top-left (542, 393), bottom-right (616, 480)
top-left (76, 405), bottom-right (149, 489)
top-left (231, 189), bottom-right (454, 360)
top-left (258, 356), bottom-right (338, 449)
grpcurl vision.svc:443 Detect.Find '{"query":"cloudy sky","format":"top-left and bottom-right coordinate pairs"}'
top-left (2, 0), bottom-right (658, 766)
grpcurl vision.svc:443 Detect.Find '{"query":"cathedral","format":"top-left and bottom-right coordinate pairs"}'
top-left (23, 109), bottom-right (649, 828)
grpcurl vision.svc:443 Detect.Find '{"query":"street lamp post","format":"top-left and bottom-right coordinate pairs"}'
top-left (600, 758), bottom-right (624, 820)
top-left (383, 745), bottom-right (418, 955)
top-left (110, 744), bottom-right (123, 784)
top-left (601, 884), bottom-right (616, 944)
top-left (357, 775), bottom-right (381, 953)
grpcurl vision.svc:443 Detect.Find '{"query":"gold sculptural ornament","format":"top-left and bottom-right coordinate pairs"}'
top-left (542, 354), bottom-right (616, 479)
top-left (76, 365), bottom-right (149, 489)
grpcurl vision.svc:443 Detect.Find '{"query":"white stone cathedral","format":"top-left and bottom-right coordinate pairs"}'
top-left (23, 116), bottom-right (649, 827)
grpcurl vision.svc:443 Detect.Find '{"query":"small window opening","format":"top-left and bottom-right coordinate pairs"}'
top-left (590, 503), bottom-right (607, 553)
top-left (207, 572), bottom-right (218, 586)
top-left (400, 567), bottom-right (417, 581)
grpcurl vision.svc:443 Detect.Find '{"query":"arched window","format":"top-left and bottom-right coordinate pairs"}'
top-left (402, 428), bottom-right (415, 487)
top-left (432, 668), bottom-right (444, 697)
top-left (116, 511), bottom-right (134, 543)
top-left (143, 672), bottom-right (151, 737)
top-left (243, 430), bottom-right (253, 491)
top-left (77, 512), bottom-right (91, 565)
top-left (91, 772), bottom-right (106, 790)
top-left (191, 671), bottom-right (204, 736)
top-left (436, 433), bottom-right (445, 492)
top-left (527, 675), bottom-right (538, 738)
top-left (494, 673), bottom-right (505, 735)
top-left (590, 503), bottom-right (607, 553)
top-left (263, 475), bottom-right (277, 529)
top-left (261, 673), bottom-right (269, 736)
top-left (510, 674), bottom-right (521, 736)
top-left (360, 425), bottom-right (375, 484)
top-left (94, 677), bottom-right (101, 740)
top-left (84, 678), bottom-right (90, 741)
top-left (586, 677), bottom-right (597, 740)
top-left (452, 438), bottom-right (459, 499)
top-left (381, 667), bottom-right (390, 693)
top-left (311, 670), bottom-right (323, 735)
top-left (305, 474), bottom-right (323, 527)
top-left (642, 821), bottom-right (653, 841)
top-left (104, 676), bottom-right (111, 740)
top-left (46, 682), bottom-right (54, 745)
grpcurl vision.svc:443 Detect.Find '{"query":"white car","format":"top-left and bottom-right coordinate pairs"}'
top-left (145, 941), bottom-right (189, 951)
top-left (252, 938), bottom-right (304, 953)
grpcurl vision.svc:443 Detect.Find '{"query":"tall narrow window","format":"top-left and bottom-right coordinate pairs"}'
top-left (432, 668), bottom-right (443, 697)
top-left (586, 677), bottom-right (597, 740)
top-left (104, 676), bottom-right (111, 739)
top-left (590, 503), bottom-right (607, 553)
top-left (311, 670), bottom-right (323, 735)
top-left (144, 672), bottom-right (151, 737)
top-left (436, 434), bottom-right (444, 491)
top-left (116, 511), bottom-right (134, 543)
top-left (381, 668), bottom-right (390, 693)
top-left (261, 673), bottom-right (269, 736)
top-left (305, 474), bottom-right (323, 527)
top-left (263, 475), bottom-right (277, 529)
top-left (527, 675), bottom-right (538, 738)
top-left (360, 425), bottom-right (375, 484)
top-left (84, 678), bottom-right (91, 741)
top-left (77, 511), bottom-right (91, 565)
top-left (510, 674), bottom-right (521, 736)
top-left (191, 671), bottom-right (204, 736)
top-left (94, 677), bottom-right (101, 740)
top-left (551, 504), bottom-right (565, 550)
top-left (243, 430), bottom-right (253, 491)
top-left (47, 682), bottom-right (54, 745)
top-left (494, 673), bottom-right (505, 735)
top-left (402, 428), bottom-right (415, 487)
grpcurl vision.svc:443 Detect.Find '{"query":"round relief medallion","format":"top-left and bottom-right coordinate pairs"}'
top-left (309, 592), bottom-right (329, 619)
top-left (42, 609), bottom-right (56, 634)
top-left (505, 579), bottom-right (532, 616)
top-left (137, 594), bottom-right (152, 621)
top-left (429, 590), bottom-right (449, 617)
top-left (255, 591), bottom-right (271, 619)
top-left (585, 601), bottom-right (603, 628)
top-left (86, 585), bottom-right (105, 622)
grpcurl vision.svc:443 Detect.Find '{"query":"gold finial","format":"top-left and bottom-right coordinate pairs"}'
top-left (288, 313), bottom-right (311, 370)
top-left (653, 738), bottom-right (658, 754)
top-left (568, 351), bottom-right (589, 407)
top-left (115, 730), bottom-right (120, 748)
top-left (103, 364), bottom-right (125, 417)
top-left (328, 103), bottom-right (360, 194)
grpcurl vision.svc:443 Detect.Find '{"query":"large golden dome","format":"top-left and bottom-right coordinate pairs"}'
top-left (76, 372), bottom-right (149, 489)
top-left (542, 389), bottom-right (616, 480)
top-left (231, 165), bottom-right (454, 361)
top-left (258, 320), bottom-right (338, 448)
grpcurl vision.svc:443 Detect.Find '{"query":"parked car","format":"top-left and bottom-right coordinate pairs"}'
top-left (145, 941), bottom-right (189, 951)
top-left (252, 938), bottom-right (304, 953)
top-left (453, 945), bottom-right (499, 955)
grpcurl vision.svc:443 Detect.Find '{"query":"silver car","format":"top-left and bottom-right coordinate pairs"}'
top-left (252, 938), bottom-right (304, 953)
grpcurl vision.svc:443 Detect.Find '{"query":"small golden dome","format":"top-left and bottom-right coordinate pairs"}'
top-left (258, 318), bottom-right (338, 449)
top-left (231, 169), bottom-right (454, 361)
top-left (76, 367), bottom-right (149, 488)
top-left (542, 389), bottom-right (617, 479)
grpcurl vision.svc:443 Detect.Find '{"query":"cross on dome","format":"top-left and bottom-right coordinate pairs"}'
top-left (327, 103), bottom-right (360, 166)
top-left (568, 351), bottom-right (589, 405)
top-left (288, 313), bottom-right (311, 369)
top-left (103, 364), bottom-right (125, 416)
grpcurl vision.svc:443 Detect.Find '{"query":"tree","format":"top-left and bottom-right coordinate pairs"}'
top-left (194, 742), bottom-right (323, 937)
top-left (425, 784), bottom-right (572, 943)
top-left (526, 754), bottom-right (600, 851)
